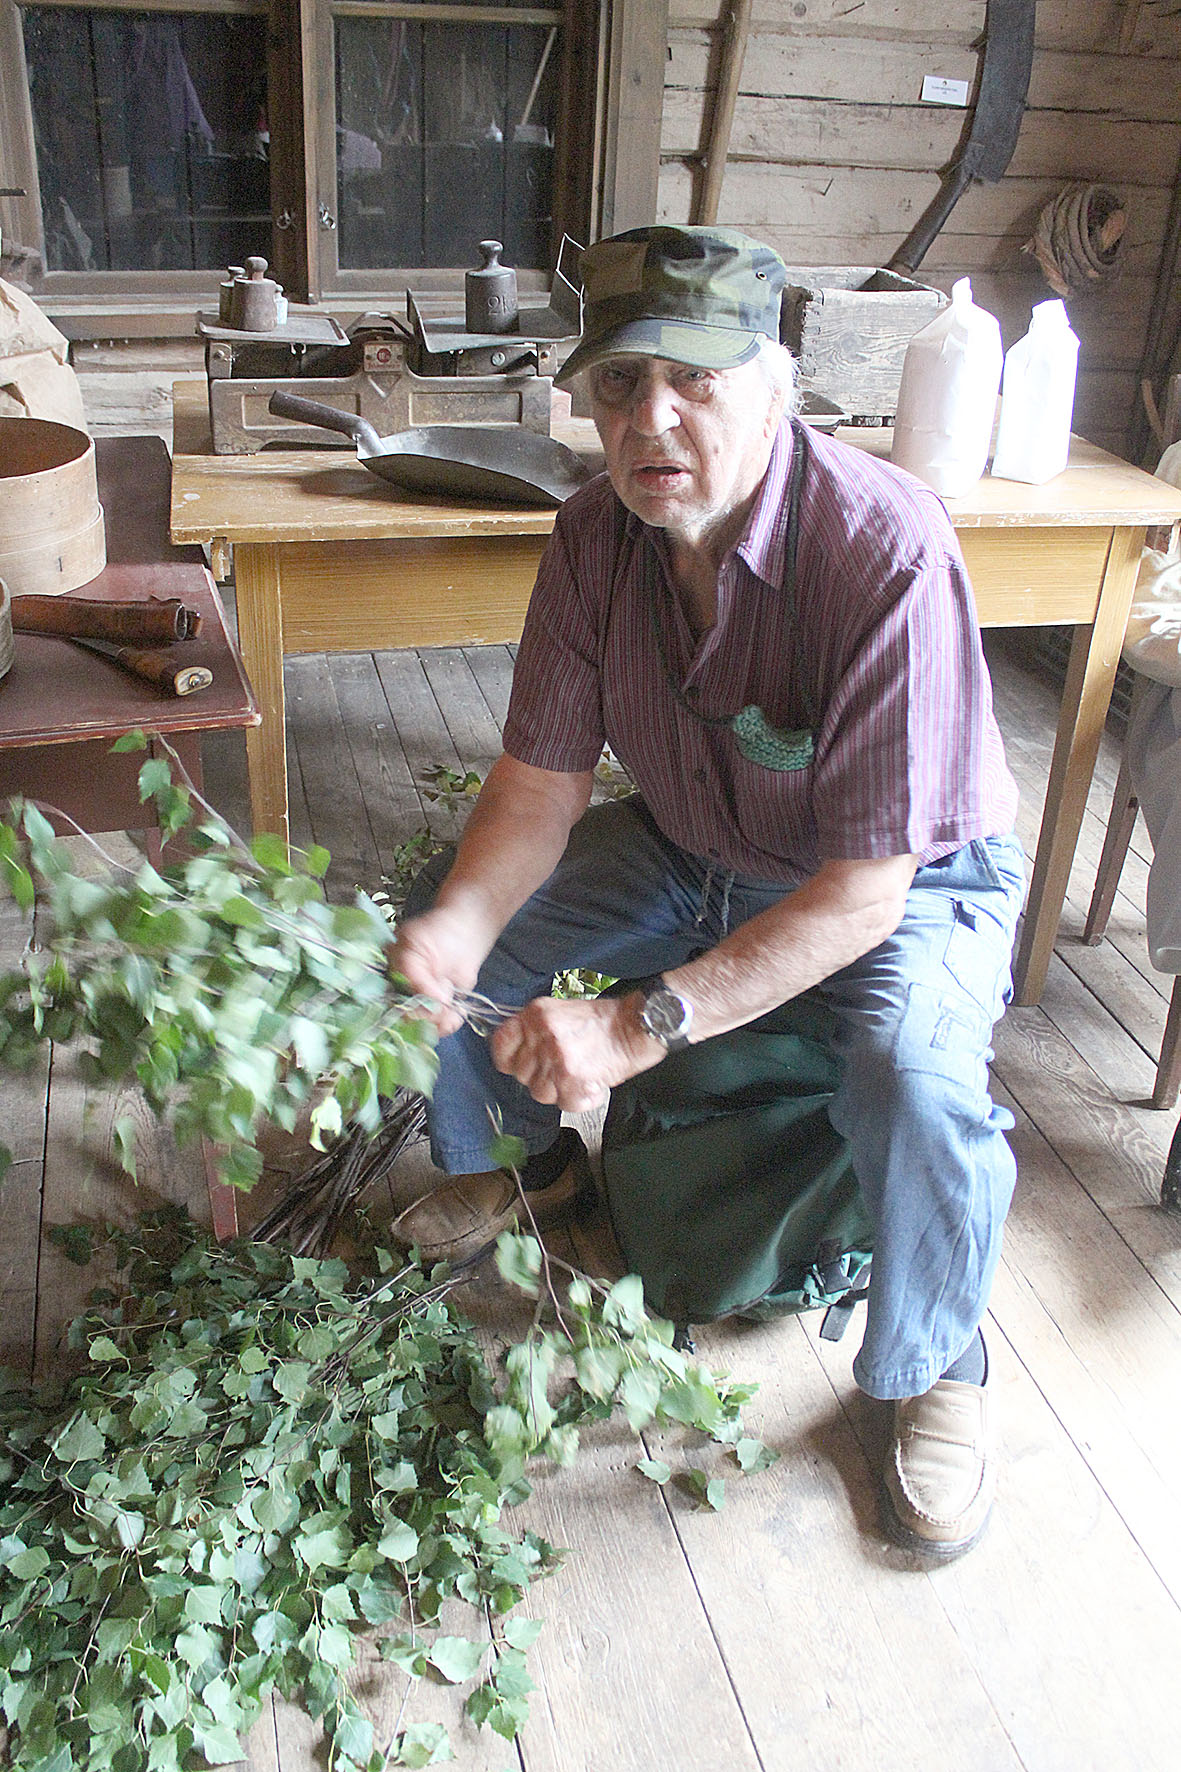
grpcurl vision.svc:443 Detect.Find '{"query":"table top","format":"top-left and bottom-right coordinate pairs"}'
top-left (1, 435), bottom-right (259, 749)
top-left (170, 377), bottom-right (1181, 546)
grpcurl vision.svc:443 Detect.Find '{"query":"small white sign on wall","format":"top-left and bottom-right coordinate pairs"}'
top-left (920, 75), bottom-right (971, 106)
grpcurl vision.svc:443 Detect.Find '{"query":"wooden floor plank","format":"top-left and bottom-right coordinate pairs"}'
top-left (0, 895), bottom-right (46, 1379)
top-left (418, 649), bottom-right (505, 782)
top-left (327, 650), bottom-right (433, 879)
top-left (642, 1311), bottom-right (1026, 1772)
top-left (286, 653), bottom-right (380, 892)
top-left (810, 1315), bottom-right (1181, 1772)
top-left (372, 650), bottom-right (468, 846)
top-left (464, 644), bottom-right (518, 728)
top-left (993, 1083), bottom-right (1181, 1602)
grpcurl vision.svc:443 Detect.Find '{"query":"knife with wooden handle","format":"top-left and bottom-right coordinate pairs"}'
top-left (69, 636), bottom-right (213, 696)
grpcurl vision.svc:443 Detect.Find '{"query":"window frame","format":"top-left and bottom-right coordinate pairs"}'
top-left (0, 0), bottom-right (665, 323)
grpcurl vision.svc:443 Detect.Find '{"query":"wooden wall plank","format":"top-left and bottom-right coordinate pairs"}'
top-left (668, 36), bottom-right (1181, 126)
top-left (668, 0), bottom-right (1181, 58)
top-left (658, 163), bottom-right (1173, 249)
top-left (663, 93), bottom-right (1181, 187)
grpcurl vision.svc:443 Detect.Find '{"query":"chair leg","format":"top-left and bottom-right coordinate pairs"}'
top-left (1153, 978), bottom-right (1181, 1110)
top-left (1083, 746), bottom-right (1140, 944)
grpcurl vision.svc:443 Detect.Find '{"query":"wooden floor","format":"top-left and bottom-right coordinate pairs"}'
top-left (4, 624), bottom-right (1181, 1772)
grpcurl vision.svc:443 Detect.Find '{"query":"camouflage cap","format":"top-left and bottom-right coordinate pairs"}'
top-left (555, 225), bottom-right (787, 387)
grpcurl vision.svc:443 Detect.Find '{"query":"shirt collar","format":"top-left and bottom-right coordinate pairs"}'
top-left (734, 417), bottom-right (794, 590)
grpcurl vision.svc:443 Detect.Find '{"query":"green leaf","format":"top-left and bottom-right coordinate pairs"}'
top-left (392, 1721), bottom-right (455, 1766)
top-left (602, 1273), bottom-right (648, 1334)
top-left (7, 1545), bottom-right (50, 1579)
top-left (735, 1436), bottom-right (779, 1475)
top-left (636, 1457), bottom-right (671, 1485)
top-left (494, 1233), bottom-right (541, 1297)
top-left (426, 1636), bottom-right (485, 1684)
top-left (184, 1586), bottom-right (226, 1626)
top-left (314, 1622), bottom-right (354, 1669)
top-left (487, 1131), bottom-right (527, 1172)
top-left (304, 845), bottom-right (332, 880)
top-left (331, 1708), bottom-right (374, 1765)
top-left (87, 1335), bottom-right (124, 1363)
top-left (191, 1720), bottom-right (245, 1765)
top-left (113, 1115), bottom-right (138, 1178)
top-left (377, 1635), bottom-right (426, 1674)
top-left (49, 1412), bottom-right (106, 1462)
top-left (111, 730), bottom-right (149, 753)
top-left (250, 831), bottom-right (290, 872)
top-left (272, 1361), bottom-right (312, 1403)
top-left (48, 1222), bottom-right (94, 1265)
top-left (502, 1617), bottom-right (542, 1651)
top-left (137, 758), bottom-right (174, 802)
top-left (376, 1521), bottom-right (419, 1563)
top-left (295, 1523), bottom-right (352, 1571)
top-left (619, 1364), bottom-right (663, 1430)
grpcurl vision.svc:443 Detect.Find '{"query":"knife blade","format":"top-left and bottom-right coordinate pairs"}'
top-left (68, 635), bottom-right (213, 697)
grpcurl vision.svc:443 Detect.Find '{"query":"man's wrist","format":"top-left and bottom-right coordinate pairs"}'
top-left (634, 977), bottom-right (694, 1051)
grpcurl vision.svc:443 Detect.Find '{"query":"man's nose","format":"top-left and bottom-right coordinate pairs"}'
top-left (629, 381), bottom-right (681, 434)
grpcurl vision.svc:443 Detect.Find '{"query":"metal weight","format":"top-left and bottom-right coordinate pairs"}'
top-left (465, 240), bottom-right (518, 335)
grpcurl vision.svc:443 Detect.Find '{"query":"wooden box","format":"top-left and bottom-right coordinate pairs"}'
top-left (779, 268), bottom-right (948, 424)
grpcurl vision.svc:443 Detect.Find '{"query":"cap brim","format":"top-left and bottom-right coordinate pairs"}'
top-left (554, 316), bottom-right (764, 388)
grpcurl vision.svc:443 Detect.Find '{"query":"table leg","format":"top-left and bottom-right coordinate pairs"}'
top-left (232, 542), bottom-right (289, 844)
top-left (1012, 524), bottom-right (1144, 1006)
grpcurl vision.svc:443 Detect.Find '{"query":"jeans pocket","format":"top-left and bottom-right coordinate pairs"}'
top-left (892, 976), bottom-right (992, 1086)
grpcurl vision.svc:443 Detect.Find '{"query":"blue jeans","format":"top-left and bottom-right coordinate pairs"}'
top-left (406, 799), bottom-right (1026, 1400)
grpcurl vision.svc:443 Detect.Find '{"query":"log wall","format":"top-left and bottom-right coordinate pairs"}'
top-left (661, 0), bottom-right (1181, 456)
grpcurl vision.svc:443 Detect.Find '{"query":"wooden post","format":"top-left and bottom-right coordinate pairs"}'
top-left (598, 0), bottom-right (670, 237)
top-left (694, 0), bottom-right (753, 226)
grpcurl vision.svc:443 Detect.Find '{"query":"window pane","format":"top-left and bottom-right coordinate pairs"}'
top-left (334, 14), bottom-right (557, 272)
top-left (23, 6), bottom-right (269, 273)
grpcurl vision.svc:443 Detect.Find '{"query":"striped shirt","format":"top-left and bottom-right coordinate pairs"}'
top-left (503, 418), bottom-right (1018, 886)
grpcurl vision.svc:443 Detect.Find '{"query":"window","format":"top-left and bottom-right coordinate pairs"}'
top-left (21, 3), bottom-right (269, 275)
top-left (0, 0), bottom-right (646, 311)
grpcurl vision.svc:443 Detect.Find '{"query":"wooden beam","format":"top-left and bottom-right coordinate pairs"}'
top-left (598, 0), bottom-right (670, 239)
top-left (693, 0), bottom-right (753, 225)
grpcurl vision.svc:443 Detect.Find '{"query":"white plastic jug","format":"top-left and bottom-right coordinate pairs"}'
top-left (990, 299), bottom-right (1080, 485)
top-left (890, 277), bottom-right (1003, 498)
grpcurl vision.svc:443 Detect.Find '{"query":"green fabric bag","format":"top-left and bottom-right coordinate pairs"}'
top-left (600, 994), bottom-right (873, 1329)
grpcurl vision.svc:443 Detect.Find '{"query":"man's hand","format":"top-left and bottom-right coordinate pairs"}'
top-left (489, 993), bottom-right (662, 1114)
top-left (387, 906), bottom-right (493, 1036)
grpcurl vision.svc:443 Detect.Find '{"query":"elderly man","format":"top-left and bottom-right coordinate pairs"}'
top-left (388, 225), bottom-right (1025, 1562)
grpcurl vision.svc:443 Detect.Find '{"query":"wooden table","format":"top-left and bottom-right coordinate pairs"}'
top-left (2, 433), bottom-right (258, 844)
top-left (1, 431), bottom-right (260, 1241)
top-left (170, 378), bottom-right (1181, 1007)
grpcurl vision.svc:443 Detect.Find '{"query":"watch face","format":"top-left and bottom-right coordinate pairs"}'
top-left (641, 984), bottom-right (691, 1043)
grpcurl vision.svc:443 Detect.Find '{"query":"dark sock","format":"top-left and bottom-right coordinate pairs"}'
top-left (940, 1328), bottom-right (988, 1386)
top-left (520, 1127), bottom-right (585, 1192)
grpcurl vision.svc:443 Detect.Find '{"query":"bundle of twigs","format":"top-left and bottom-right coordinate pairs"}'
top-left (251, 1087), bottom-right (428, 1254)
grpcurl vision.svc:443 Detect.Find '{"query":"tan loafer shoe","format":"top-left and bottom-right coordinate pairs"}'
top-left (882, 1377), bottom-right (995, 1561)
top-left (390, 1169), bottom-right (519, 1266)
top-left (390, 1140), bottom-right (593, 1267)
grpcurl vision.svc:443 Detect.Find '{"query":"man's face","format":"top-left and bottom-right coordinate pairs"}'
top-left (587, 353), bottom-right (785, 548)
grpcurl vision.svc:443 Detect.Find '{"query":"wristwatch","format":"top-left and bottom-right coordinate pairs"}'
top-left (637, 978), bottom-right (693, 1051)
